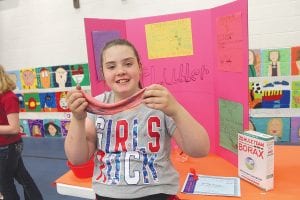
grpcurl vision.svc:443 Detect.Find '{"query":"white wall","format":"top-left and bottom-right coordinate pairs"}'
top-left (0, 0), bottom-right (299, 70)
top-left (248, 0), bottom-right (300, 49)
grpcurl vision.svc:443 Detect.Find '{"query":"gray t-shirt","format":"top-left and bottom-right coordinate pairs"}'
top-left (87, 91), bottom-right (179, 198)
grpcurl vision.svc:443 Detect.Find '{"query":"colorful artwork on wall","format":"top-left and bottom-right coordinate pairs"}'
top-left (28, 119), bottom-right (44, 137)
top-left (248, 49), bottom-right (261, 77)
top-left (36, 67), bottom-right (53, 89)
top-left (70, 63), bottom-right (90, 87)
top-left (16, 93), bottom-right (26, 112)
top-left (261, 48), bottom-right (291, 77)
top-left (250, 117), bottom-right (290, 144)
top-left (51, 65), bottom-right (72, 88)
top-left (39, 92), bottom-right (58, 112)
top-left (8, 70), bottom-right (22, 90)
top-left (20, 119), bottom-right (31, 137)
top-left (291, 46), bottom-right (300, 75)
top-left (249, 46), bottom-right (300, 146)
top-left (24, 93), bottom-right (41, 112)
top-left (20, 68), bottom-right (38, 90)
top-left (55, 91), bottom-right (70, 112)
top-left (61, 120), bottom-right (71, 137)
top-left (43, 119), bottom-right (62, 137)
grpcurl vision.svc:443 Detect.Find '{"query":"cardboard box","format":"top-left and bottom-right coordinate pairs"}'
top-left (238, 130), bottom-right (274, 191)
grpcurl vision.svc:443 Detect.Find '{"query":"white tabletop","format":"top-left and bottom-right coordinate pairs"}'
top-left (56, 182), bottom-right (95, 199)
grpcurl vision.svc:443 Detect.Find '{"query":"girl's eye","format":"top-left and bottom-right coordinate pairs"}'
top-left (125, 62), bottom-right (133, 67)
top-left (106, 65), bottom-right (115, 69)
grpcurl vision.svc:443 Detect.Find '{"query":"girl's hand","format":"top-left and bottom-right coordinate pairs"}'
top-left (66, 89), bottom-right (88, 120)
top-left (143, 84), bottom-right (181, 117)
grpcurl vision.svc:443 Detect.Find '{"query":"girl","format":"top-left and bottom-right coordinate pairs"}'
top-left (0, 65), bottom-right (43, 200)
top-left (65, 39), bottom-right (210, 200)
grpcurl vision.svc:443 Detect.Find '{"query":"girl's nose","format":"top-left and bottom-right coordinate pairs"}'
top-left (116, 66), bottom-right (126, 75)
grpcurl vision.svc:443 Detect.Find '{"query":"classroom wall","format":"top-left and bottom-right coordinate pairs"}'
top-left (248, 0), bottom-right (300, 49)
top-left (0, 0), bottom-right (299, 69)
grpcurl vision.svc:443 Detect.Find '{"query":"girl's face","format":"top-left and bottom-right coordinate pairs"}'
top-left (102, 45), bottom-right (141, 101)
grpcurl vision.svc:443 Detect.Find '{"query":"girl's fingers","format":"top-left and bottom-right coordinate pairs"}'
top-left (67, 91), bottom-right (84, 105)
top-left (76, 85), bottom-right (81, 90)
top-left (144, 87), bottom-right (167, 99)
top-left (149, 83), bottom-right (164, 90)
top-left (74, 98), bottom-right (87, 108)
top-left (143, 96), bottom-right (164, 105)
top-left (76, 101), bottom-right (88, 112)
top-left (72, 101), bottom-right (88, 120)
top-left (68, 96), bottom-right (87, 112)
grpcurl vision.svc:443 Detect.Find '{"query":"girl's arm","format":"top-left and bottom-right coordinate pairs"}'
top-left (0, 113), bottom-right (20, 135)
top-left (171, 107), bottom-right (210, 157)
top-left (143, 84), bottom-right (210, 157)
top-left (64, 89), bottom-right (96, 165)
top-left (64, 117), bottom-right (96, 165)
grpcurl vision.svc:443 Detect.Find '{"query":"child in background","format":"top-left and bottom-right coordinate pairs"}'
top-left (0, 65), bottom-right (43, 200)
top-left (65, 39), bottom-right (210, 200)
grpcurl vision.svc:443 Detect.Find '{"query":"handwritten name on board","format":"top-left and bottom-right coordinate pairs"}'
top-left (143, 63), bottom-right (210, 86)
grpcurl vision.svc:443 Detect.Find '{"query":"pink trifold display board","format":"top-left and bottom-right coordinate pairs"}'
top-left (84, 0), bottom-right (248, 166)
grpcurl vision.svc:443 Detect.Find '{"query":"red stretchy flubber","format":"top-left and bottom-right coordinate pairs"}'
top-left (79, 87), bottom-right (146, 115)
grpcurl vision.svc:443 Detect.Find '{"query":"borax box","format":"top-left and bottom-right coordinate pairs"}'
top-left (238, 130), bottom-right (274, 191)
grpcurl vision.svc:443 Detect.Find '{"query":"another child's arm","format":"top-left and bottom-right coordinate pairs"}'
top-left (0, 94), bottom-right (21, 135)
top-left (0, 113), bottom-right (20, 135)
top-left (143, 84), bottom-right (210, 157)
top-left (64, 89), bottom-right (96, 165)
